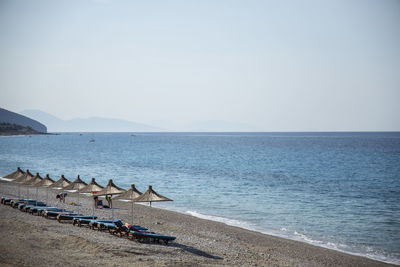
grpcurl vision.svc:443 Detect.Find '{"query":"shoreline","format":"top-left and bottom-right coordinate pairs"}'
top-left (0, 180), bottom-right (395, 266)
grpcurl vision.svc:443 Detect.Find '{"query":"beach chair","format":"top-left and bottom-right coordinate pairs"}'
top-left (43, 209), bottom-right (78, 219)
top-left (112, 220), bottom-right (176, 245)
top-left (73, 218), bottom-right (98, 227)
top-left (57, 214), bottom-right (97, 223)
top-left (1, 197), bottom-right (18, 205)
top-left (29, 206), bottom-right (58, 216)
top-left (22, 202), bottom-right (46, 213)
top-left (1, 196), bottom-right (10, 204)
top-left (18, 200), bottom-right (41, 211)
top-left (10, 199), bottom-right (33, 208)
top-left (128, 230), bottom-right (176, 245)
top-left (88, 220), bottom-right (116, 231)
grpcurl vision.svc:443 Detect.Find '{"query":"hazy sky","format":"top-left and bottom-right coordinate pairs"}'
top-left (0, 0), bottom-right (399, 131)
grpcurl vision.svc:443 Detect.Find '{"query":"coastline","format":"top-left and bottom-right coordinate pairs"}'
top-left (0, 181), bottom-right (395, 266)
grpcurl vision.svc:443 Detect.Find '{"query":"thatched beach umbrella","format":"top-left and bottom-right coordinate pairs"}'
top-left (50, 174), bottom-right (71, 189)
top-left (78, 178), bottom-right (104, 216)
top-left (14, 169), bottom-right (34, 183)
top-left (113, 184), bottom-right (142, 224)
top-left (34, 174), bottom-right (55, 204)
top-left (21, 172), bottom-right (42, 200)
top-left (133, 185), bottom-right (173, 226)
top-left (13, 169), bottom-right (34, 198)
top-left (97, 179), bottom-right (126, 218)
top-left (62, 175), bottom-right (88, 212)
top-left (23, 173), bottom-right (43, 204)
top-left (3, 167), bottom-right (25, 180)
top-left (97, 179), bottom-right (126, 198)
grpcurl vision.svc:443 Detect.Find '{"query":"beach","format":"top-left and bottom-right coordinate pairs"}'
top-left (0, 181), bottom-right (393, 267)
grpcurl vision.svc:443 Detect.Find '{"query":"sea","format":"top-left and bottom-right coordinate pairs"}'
top-left (0, 132), bottom-right (399, 264)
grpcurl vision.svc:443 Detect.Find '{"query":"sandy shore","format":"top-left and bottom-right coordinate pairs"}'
top-left (0, 181), bottom-right (394, 266)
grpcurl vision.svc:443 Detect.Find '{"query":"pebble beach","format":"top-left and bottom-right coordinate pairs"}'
top-left (0, 180), bottom-right (394, 267)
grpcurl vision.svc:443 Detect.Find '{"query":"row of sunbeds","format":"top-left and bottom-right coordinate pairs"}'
top-left (1, 196), bottom-right (176, 245)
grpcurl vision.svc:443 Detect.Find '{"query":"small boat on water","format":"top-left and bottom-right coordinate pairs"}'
top-left (89, 138), bottom-right (95, 142)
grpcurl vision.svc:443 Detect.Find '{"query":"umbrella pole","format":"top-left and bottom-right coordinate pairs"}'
top-left (150, 202), bottom-right (152, 227)
top-left (46, 188), bottom-right (48, 204)
top-left (131, 201), bottom-right (134, 225)
top-left (77, 192), bottom-right (80, 214)
top-left (36, 187), bottom-right (38, 205)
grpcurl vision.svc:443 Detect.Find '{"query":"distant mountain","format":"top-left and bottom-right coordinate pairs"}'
top-left (20, 110), bottom-right (160, 132)
top-left (0, 108), bottom-right (47, 133)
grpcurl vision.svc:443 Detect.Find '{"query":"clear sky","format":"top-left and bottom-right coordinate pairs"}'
top-left (0, 0), bottom-right (399, 131)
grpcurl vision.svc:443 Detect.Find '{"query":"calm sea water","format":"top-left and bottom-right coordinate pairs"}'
top-left (0, 132), bottom-right (399, 263)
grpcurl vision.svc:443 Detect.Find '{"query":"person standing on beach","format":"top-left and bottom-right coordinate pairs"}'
top-left (94, 196), bottom-right (98, 208)
top-left (106, 194), bottom-right (112, 208)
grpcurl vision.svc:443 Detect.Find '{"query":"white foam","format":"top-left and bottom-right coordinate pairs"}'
top-left (183, 210), bottom-right (399, 265)
top-left (186, 210), bottom-right (256, 230)
top-left (0, 177), bottom-right (13, 182)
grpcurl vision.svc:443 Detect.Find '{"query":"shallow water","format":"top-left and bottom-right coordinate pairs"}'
top-left (0, 132), bottom-right (399, 263)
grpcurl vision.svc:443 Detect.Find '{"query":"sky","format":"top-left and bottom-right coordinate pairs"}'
top-left (0, 0), bottom-right (399, 131)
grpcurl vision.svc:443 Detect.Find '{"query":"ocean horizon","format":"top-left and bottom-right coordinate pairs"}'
top-left (1, 132), bottom-right (399, 264)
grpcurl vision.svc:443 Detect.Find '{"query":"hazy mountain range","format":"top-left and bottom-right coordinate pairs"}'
top-left (20, 110), bottom-right (160, 132)
top-left (20, 110), bottom-right (260, 132)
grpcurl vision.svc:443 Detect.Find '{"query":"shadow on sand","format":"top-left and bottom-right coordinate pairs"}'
top-left (170, 243), bottom-right (223, 260)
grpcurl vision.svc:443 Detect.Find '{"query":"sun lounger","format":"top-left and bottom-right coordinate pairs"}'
top-left (1, 196), bottom-right (11, 204)
top-left (1, 197), bottom-right (20, 205)
top-left (43, 210), bottom-right (78, 219)
top-left (57, 215), bottom-right (97, 223)
top-left (29, 206), bottom-right (58, 215)
top-left (73, 218), bottom-right (98, 227)
top-left (88, 220), bottom-right (116, 231)
top-left (110, 220), bottom-right (175, 244)
top-left (10, 199), bottom-right (34, 208)
top-left (22, 202), bottom-right (46, 212)
top-left (129, 230), bottom-right (176, 245)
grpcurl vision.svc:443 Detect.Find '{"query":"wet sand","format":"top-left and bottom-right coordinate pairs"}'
top-left (0, 181), bottom-right (394, 266)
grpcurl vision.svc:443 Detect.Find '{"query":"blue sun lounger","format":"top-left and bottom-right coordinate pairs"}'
top-left (43, 209), bottom-right (78, 219)
top-left (1, 196), bottom-right (12, 205)
top-left (129, 230), bottom-right (176, 245)
top-left (32, 206), bottom-right (62, 216)
top-left (57, 214), bottom-right (97, 223)
top-left (22, 202), bottom-right (47, 212)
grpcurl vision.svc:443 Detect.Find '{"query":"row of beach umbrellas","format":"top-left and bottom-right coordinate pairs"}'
top-left (2, 167), bottom-right (172, 225)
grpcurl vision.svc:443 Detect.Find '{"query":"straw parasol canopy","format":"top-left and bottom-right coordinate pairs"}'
top-left (13, 169), bottom-right (34, 198)
top-left (97, 179), bottom-right (126, 196)
top-left (78, 178), bottom-right (104, 194)
top-left (34, 174), bottom-right (55, 188)
top-left (34, 174), bottom-right (55, 204)
top-left (62, 175), bottom-right (87, 191)
top-left (50, 175), bottom-right (71, 189)
top-left (14, 169), bottom-right (34, 183)
top-left (21, 172), bottom-right (42, 201)
top-left (133, 185), bottom-right (173, 206)
top-left (114, 184), bottom-right (142, 201)
top-left (3, 167), bottom-right (25, 180)
top-left (113, 184), bottom-right (143, 224)
top-left (133, 185), bottom-right (172, 226)
top-left (78, 178), bottom-right (104, 216)
top-left (23, 173), bottom-right (42, 186)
